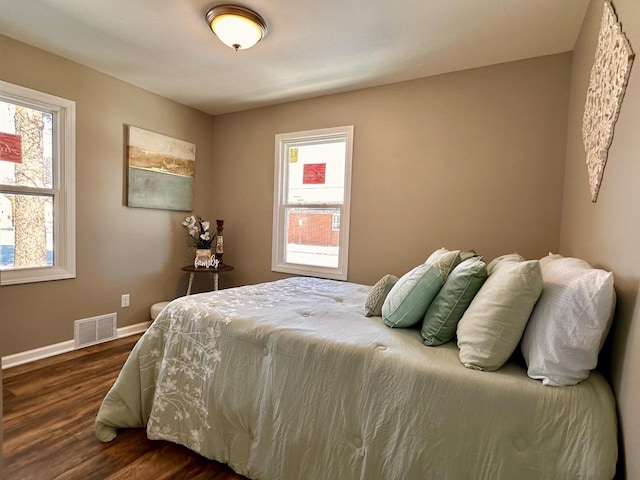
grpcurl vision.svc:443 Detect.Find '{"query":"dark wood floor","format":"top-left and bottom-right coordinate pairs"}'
top-left (3, 334), bottom-right (248, 480)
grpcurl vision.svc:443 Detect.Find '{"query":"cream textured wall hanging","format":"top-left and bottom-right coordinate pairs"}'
top-left (582, 0), bottom-right (634, 202)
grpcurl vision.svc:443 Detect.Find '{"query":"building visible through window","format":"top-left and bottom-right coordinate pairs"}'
top-left (272, 126), bottom-right (353, 280)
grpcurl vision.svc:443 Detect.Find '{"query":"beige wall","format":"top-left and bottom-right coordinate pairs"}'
top-left (0, 41), bottom-right (571, 476)
top-left (560, 1), bottom-right (640, 477)
top-left (0, 36), bottom-right (216, 356)
top-left (212, 54), bottom-right (571, 287)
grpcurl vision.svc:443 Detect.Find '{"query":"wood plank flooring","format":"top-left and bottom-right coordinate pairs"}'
top-left (3, 334), bottom-right (248, 480)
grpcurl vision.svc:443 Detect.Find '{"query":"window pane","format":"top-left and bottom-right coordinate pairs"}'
top-left (285, 207), bottom-right (339, 268)
top-left (0, 193), bottom-right (53, 269)
top-left (0, 100), bottom-right (53, 189)
top-left (286, 141), bottom-right (346, 205)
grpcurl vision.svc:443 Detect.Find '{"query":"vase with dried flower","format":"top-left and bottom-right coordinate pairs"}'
top-left (182, 215), bottom-right (216, 267)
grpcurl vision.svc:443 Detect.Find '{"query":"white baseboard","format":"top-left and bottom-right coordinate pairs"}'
top-left (1, 321), bottom-right (151, 370)
top-left (116, 321), bottom-right (151, 338)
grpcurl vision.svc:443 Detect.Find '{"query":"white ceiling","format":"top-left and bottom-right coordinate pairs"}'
top-left (0, 0), bottom-right (589, 115)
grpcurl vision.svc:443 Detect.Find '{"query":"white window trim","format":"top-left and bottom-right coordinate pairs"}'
top-left (0, 80), bottom-right (76, 285)
top-left (272, 125), bottom-right (353, 281)
top-left (331, 213), bottom-right (340, 231)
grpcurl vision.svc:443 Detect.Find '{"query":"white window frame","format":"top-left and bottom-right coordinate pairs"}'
top-left (272, 125), bottom-right (353, 280)
top-left (331, 213), bottom-right (340, 231)
top-left (0, 80), bottom-right (76, 285)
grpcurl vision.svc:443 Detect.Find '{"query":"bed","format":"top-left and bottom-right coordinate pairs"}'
top-left (95, 276), bottom-right (618, 479)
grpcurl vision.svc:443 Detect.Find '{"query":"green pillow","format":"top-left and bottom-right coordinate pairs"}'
top-left (457, 255), bottom-right (543, 371)
top-left (383, 250), bottom-right (462, 328)
top-left (364, 274), bottom-right (399, 317)
top-left (421, 257), bottom-right (487, 346)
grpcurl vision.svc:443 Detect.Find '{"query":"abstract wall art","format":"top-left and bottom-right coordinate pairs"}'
top-left (126, 126), bottom-right (196, 211)
top-left (582, 0), bottom-right (634, 202)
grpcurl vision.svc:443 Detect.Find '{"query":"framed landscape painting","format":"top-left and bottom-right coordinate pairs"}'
top-left (126, 126), bottom-right (195, 211)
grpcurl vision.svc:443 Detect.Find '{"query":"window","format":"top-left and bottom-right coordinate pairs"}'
top-left (331, 213), bottom-right (340, 231)
top-left (272, 126), bottom-right (353, 280)
top-left (0, 80), bottom-right (75, 285)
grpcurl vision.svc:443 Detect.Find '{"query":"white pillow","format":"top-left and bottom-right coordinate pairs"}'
top-left (538, 252), bottom-right (564, 269)
top-left (520, 256), bottom-right (615, 386)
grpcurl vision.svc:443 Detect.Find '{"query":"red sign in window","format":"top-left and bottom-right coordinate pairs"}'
top-left (303, 163), bottom-right (326, 184)
top-left (0, 133), bottom-right (22, 163)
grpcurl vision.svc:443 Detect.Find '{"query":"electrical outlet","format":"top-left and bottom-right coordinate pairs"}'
top-left (121, 294), bottom-right (130, 308)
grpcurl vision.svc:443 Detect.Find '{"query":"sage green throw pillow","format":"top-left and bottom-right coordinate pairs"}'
top-left (364, 274), bottom-right (399, 317)
top-left (421, 257), bottom-right (487, 346)
top-left (457, 254), bottom-right (542, 371)
top-left (383, 250), bottom-right (462, 328)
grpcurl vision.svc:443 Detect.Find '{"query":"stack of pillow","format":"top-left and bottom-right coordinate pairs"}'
top-left (365, 248), bottom-right (615, 386)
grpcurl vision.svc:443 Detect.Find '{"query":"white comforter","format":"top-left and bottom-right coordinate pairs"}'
top-left (96, 277), bottom-right (618, 479)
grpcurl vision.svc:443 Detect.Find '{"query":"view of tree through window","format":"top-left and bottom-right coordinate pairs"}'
top-left (0, 100), bottom-right (54, 270)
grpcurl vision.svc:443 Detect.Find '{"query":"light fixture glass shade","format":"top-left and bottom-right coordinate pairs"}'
top-left (206, 5), bottom-right (267, 51)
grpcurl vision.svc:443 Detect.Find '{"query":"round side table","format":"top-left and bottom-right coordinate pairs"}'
top-left (181, 264), bottom-right (234, 295)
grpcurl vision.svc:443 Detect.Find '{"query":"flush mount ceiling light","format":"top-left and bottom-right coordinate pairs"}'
top-left (205, 5), bottom-right (267, 51)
